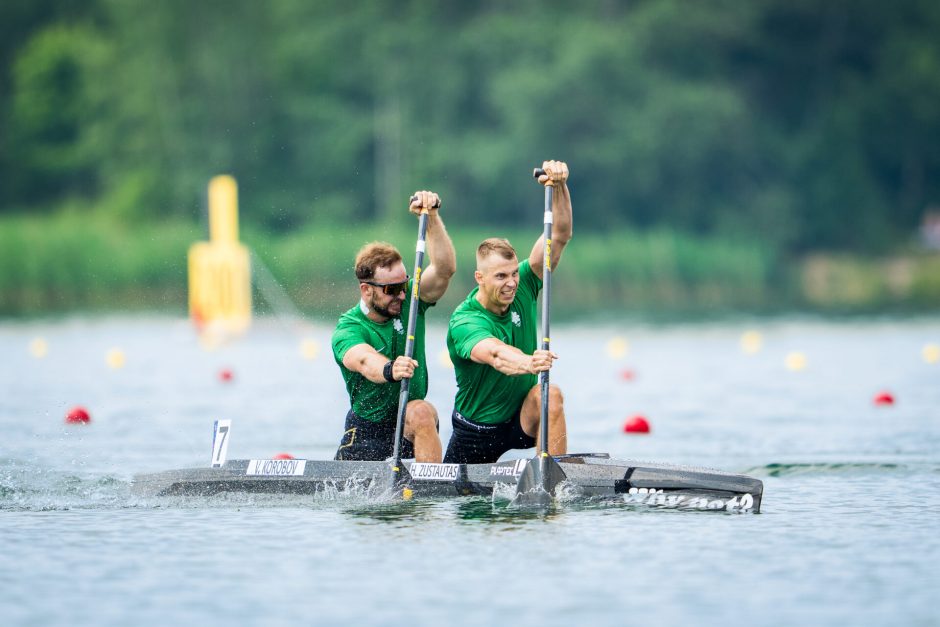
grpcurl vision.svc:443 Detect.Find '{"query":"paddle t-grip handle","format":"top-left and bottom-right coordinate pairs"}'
top-left (409, 195), bottom-right (441, 209)
top-left (533, 168), bottom-right (546, 179)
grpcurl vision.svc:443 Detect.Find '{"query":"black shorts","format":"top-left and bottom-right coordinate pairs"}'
top-left (334, 409), bottom-right (414, 462)
top-left (442, 409), bottom-right (536, 464)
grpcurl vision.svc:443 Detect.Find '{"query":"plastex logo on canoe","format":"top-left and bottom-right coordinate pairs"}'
top-left (489, 458), bottom-right (528, 477)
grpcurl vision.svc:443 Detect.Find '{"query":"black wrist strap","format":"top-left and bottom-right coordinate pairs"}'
top-left (383, 360), bottom-right (395, 383)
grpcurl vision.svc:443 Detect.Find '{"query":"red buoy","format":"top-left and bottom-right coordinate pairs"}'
top-left (619, 368), bottom-right (636, 382)
top-left (273, 452), bottom-right (294, 460)
top-left (219, 368), bottom-right (234, 383)
top-left (874, 391), bottom-right (895, 406)
top-left (65, 406), bottom-right (91, 424)
top-left (191, 309), bottom-right (205, 332)
top-left (623, 415), bottom-right (650, 434)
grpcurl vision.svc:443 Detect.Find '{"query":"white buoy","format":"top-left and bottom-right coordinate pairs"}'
top-left (300, 338), bottom-right (320, 360)
top-left (439, 349), bottom-right (453, 369)
top-left (785, 351), bottom-right (807, 372)
top-left (29, 338), bottom-right (49, 358)
top-left (106, 348), bottom-right (126, 369)
top-left (606, 336), bottom-right (629, 359)
top-left (923, 343), bottom-right (939, 365)
top-left (740, 330), bottom-right (763, 355)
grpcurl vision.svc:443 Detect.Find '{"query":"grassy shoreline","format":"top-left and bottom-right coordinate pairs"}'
top-left (1, 212), bottom-right (938, 318)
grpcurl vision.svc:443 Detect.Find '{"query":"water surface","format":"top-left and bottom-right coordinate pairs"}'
top-left (1, 317), bottom-right (938, 626)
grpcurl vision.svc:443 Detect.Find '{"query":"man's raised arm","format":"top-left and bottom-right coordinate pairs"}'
top-left (409, 190), bottom-right (456, 303)
top-left (528, 160), bottom-right (572, 281)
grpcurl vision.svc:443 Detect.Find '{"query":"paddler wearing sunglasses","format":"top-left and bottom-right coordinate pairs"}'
top-left (331, 191), bottom-right (456, 463)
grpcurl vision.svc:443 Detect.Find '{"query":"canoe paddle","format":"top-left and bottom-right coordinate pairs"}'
top-left (512, 167), bottom-right (568, 507)
top-left (388, 194), bottom-right (438, 495)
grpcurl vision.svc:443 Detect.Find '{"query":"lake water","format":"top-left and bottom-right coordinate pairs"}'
top-left (1, 316), bottom-right (938, 626)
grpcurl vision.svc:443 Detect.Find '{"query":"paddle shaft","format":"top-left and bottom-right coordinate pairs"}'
top-left (390, 198), bottom-right (435, 477)
top-left (534, 169), bottom-right (553, 484)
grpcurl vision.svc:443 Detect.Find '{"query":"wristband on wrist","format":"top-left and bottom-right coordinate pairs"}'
top-left (383, 360), bottom-right (395, 382)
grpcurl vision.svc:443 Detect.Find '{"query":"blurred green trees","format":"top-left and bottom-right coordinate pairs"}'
top-left (1, 0), bottom-right (938, 256)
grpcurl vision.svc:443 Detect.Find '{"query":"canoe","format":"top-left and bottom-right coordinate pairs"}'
top-left (132, 453), bottom-right (763, 512)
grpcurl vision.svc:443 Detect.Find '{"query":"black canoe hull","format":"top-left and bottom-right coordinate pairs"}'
top-left (132, 454), bottom-right (764, 512)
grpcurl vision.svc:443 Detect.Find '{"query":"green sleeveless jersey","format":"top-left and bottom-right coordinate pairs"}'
top-left (331, 281), bottom-right (433, 423)
top-left (447, 259), bottom-right (542, 424)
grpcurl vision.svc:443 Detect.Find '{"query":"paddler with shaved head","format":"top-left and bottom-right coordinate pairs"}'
top-left (444, 160), bottom-right (572, 464)
top-left (332, 191), bottom-right (456, 463)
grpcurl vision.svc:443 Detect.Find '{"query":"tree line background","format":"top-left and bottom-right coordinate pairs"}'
top-left (1, 0), bottom-right (939, 314)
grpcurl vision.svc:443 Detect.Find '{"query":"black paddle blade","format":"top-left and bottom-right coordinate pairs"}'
top-left (511, 455), bottom-right (568, 507)
top-left (386, 461), bottom-right (413, 498)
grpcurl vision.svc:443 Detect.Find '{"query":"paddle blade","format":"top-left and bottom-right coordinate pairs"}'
top-left (512, 455), bottom-right (567, 507)
top-left (385, 461), bottom-right (412, 497)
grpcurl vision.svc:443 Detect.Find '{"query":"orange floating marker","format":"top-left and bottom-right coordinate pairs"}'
top-left (623, 415), bottom-right (650, 434)
top-left (273, 453), bottom-right (295, 460)
top-left (219, 368), bottom-right (234, 383)
top-left (65, 406), bottom-right (91, 424)
top-left (873, 391), bottom-right (895, 406)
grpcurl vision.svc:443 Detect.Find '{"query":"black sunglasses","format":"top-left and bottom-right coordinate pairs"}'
top-left (362, 277), bottom-right (410, 296)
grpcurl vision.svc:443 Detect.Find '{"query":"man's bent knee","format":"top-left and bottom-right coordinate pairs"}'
top-left (405, 400), bottom-right (438, 431)
top-left (526, 383), bottom-right (564, 404)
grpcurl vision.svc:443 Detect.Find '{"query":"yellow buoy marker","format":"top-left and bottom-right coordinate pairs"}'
top-left (29, 337), bottom-right (49, 358)
top-left (188, 175), bottom-right (252, 340)
top-left (923, 343), bottom-right (940, 365)
top-left (785, 351), bottom-right (807, 372)
top-left (439, 349), bottom-right (453, 369)
top-left (105, 348), bottom-right (126, 369)
top-left (740, 330), bottom-right (763, 355)
top-left (300, 338), bottom-right (320, 360)
top-left (606, 336), bottom-right (629, 360)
